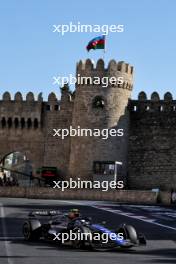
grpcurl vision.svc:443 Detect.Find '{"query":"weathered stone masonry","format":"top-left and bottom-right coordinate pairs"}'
top-left (128, 91), bottom-right (176, 190)
top-left (0, 59), bottom-right (175, 190)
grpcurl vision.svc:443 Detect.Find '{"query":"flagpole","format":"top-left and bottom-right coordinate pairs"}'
top-left (103, 34), bottom-right (106, 61)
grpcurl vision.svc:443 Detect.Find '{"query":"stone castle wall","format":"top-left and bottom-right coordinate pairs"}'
top-left (0, 88), bottom-right (73, 176)
top-left (0, 59), bottom-right (175, 190)
top-left (0, 92), bottom-right (44, 172)
top-left (43, 86), bottom-right (74, 176)
top-left (128, 91), bottom-right (176, 190)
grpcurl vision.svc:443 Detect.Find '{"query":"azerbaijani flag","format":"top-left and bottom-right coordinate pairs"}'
top-left (86, 35), bottom-right (105, 52)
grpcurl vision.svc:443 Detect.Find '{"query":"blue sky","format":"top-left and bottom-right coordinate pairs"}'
top-left (0, 0), bottom-right (176, 100)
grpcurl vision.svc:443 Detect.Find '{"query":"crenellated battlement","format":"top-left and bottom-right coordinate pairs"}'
top-left (76, 59), bottom-right (134, 91)
top-left (0, 88), bottom-right (74, 130)
top-left (129, 91), bottom-right (176, 112)
top-left (0, 88), bottom-right (74, 105)
top-left (1, 91), bottom-right (43, 102)
top-left (3, 90), bottom-right (175, 115)
top-left (76, 59), bottom-right (134, 74)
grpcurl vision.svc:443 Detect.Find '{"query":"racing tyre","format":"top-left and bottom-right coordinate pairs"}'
top-left (117, 224), bottom-right (138, 247)
top-left (71, 227), bottom-right (86, 249)
top-left (91, 231), bottom-right (114, 252)
top-left (23, 221), bottom-right (41, 241)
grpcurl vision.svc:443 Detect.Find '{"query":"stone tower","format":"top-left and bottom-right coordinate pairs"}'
top-left (69, 58), bottom-right (134, 180)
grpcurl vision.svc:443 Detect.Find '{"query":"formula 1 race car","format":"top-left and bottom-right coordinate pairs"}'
top-left (22, 208), bottom-right (146, 251)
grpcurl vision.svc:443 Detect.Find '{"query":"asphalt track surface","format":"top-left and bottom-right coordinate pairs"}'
top-left (0, 198), bottom-right (176, 264)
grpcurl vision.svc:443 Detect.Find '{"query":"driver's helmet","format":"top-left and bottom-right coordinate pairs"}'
top-left (68, 209), bottom-right (80, 220)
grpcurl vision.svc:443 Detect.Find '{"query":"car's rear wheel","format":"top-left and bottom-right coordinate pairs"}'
top-left (91, 231), bottom-right (114, 251)
top-left (71, 227), bottom-right (86, 249)
top-left (23, 221), bottom-right (41, 241)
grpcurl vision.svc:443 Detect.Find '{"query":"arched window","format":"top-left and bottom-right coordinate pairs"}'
top-left (21, 118), bottom-right (25, 129)
top-left (1, 117), bottom-right (6, 128)
top-left (46, 105), bottom-right (51, 111)
top-left (27, 118), bottom-right (32, 129)
top-left (92, 96), bottom-right (105, 109)
top-left (7, 118), bottom-right (12, 128)
top-left (34, 118), bottom-right (38, 129)
top-left (134, 106), bottom-right (137, 111)
top-left (54, 105), bottom-right (59, 111)
top-left (14, 118), bottom-right (19, 128)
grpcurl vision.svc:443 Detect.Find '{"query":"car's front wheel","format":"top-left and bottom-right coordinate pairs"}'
top-left (117, 224), bottom-right (138, 248)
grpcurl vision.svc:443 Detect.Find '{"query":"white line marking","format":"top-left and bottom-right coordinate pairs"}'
top-left (59, 200), bottom-right (176, 230)
top-left (0, 236), bottom-right (23, 239)
top-left (0, 202), bottom-right (13, 264)
top-left (92, 205), bottom-right (176, 231)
